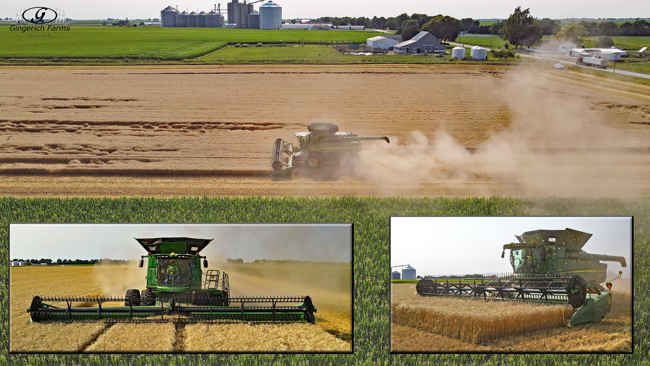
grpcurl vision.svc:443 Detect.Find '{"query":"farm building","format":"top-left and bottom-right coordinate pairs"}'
top-left (367, 36), bottom-right (400, 50)
top-left (11, 261), bottom-right (25, 266)
top-left (570, 47), bottom-right (627, 59)
top-left (281, 23), bottom-right (333, 30)
top-left (161, 5), bottom-right (224, 28)
top-left (639, 47), bottom-right (647, 57)
top-left (402, 266), bottom-right (416, 280)
top-left (528, 40), bottom-right (577, 54)
top-left (393, 32), bottom-right (445, 54)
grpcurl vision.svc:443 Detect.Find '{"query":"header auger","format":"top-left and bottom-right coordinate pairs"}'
top-left (28, 237), bottom-right (317, 324)
top-left (271, 123), bottom-right (390, 177)
top-left (416, 228), bottom-right (627, 326)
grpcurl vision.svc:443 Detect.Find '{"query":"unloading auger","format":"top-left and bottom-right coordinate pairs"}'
top-left (415, 228), bottom-right (627, 326)
top-left (271, 122), bottom-right (390, 177)
top-left (28, 237), bottom-right (316, 323)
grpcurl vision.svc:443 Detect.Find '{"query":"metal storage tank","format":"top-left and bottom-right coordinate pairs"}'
top-left (160, 6), bottom-right (179, 27)
top-left (391, 271), bottom-right (401, 280)
top-left (248, 10), bottom-right (260, 29)
top-left (470, 46), bottom-right (487, 60)
top-left (187, 11), bottom-right (197, 27)
top-left (177, 11), bottom-right (188, 27)
top-left (196, 11), bottom-right (206, 27)
top-left (452, 46), bottom-right (465, 59)
top-left (227, 0), bottom-right (240, 27)
top-left (259, 1), bottom-right (282, 30)
top-left (402, 266), bottom-right (416, 280)
top-left (206, 11), bottom-right (223, 28)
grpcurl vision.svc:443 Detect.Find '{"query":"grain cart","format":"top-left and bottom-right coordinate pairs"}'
top-left (416, 228), bottom-right (627, 326)
top-left (28, 237), bottom-right (316, 323)
top-left (271, 122), bottom-right (390, 177)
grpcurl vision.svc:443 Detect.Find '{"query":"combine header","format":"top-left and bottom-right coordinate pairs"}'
top-left (271, 123), bottom-right (390, 177)
top-left (416, 228), bottom-right (627, 326)
top-left (28, 237), bottom-right (316, 323)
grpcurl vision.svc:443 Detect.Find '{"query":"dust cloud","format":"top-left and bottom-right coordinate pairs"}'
top-left (359, 68), bottom-right (649, 196)
top-left (91, 261), bottom-right (147, 297)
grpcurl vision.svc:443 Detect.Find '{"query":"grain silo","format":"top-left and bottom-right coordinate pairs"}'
top-left (160, 6), bottom-right (179, 27)
top-left (259, 1), bottom-right (281, 30)
top-left (248, 10), bottom-right (260, 29)
top-left (187, 11), bottom-right (197, 27)
top-left (451, 46), bottom-right (465, 59)
top-left (470, 46), bottom-right (487, 60)
top-left (391, 271), bottom-right (401, 280)
top-left (196, 11), bottom-right (207, 27)
top-left (177, 11), bottom-right (188, 27)
top-left (206, 10), bottom-right (224, 28)
top-left (402, 266), bottom-right (416, 280)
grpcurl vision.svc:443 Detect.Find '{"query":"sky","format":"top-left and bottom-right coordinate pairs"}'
top-left (10, 223), bottom-right (351, 263)
top-left (391, 217), bottom-right (631, 278)
top-left (2, 1), bottom-right (649, 21)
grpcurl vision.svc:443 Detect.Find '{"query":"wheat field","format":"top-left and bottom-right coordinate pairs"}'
top-left (391, 283), bottom-right (632, 352)
top-left (10, 265), bottom-right (351, 352)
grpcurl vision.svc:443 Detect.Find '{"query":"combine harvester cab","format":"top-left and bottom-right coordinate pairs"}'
top-left (271, 122), bottom-right (390, 178)
top-left (416, 228), bottom-right (626, 327)
top-left (28, 237), bottom-right (317, 324)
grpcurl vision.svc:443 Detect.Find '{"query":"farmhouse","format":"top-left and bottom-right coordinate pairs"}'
top-left (529, 40), bottom-right (577, 53)
top-left (367, 35), bottom-right (401, 50)
top-left (393, 31), bottom-right (446, 54)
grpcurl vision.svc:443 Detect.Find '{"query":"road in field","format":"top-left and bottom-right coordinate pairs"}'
top-left (1, 64), bottom-right (649, 197)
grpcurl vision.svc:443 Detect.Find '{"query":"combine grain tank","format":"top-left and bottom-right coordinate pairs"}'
top-left (271, 122), bottom-right (390, 177)
top-left (259, 1), bottom-right (282, 30)
top-left (416, 228), bottom-right (627, 327)
top-left (27, 237), bottom-right (317, 323)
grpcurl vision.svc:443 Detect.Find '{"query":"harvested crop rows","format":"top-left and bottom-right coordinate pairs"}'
top-left (391, 283), bottom-right (632, 352)
top-left (10, 265), bottom-right (351, 352)
top-left (2, 65), bottom-right (649, 197)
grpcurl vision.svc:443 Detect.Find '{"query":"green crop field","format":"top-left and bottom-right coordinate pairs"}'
top-left (582, 36), bottom-right (650, 50)
top-left (1, 196), bottom-right (648, 364)
top-left (454, 35), bottom-right (505, 49)
top-left (0, 26), bottom-right (378, 60)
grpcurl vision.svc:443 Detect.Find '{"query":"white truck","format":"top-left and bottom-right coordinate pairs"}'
top-left (576, 56), bottom-right (608, 69)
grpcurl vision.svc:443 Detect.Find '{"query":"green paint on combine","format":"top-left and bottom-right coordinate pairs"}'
top-left (28, 237), bottom-right (316, 324)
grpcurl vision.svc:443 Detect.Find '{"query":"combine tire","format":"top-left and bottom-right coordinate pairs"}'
top-left (306, 153), bottom-right (323, 169)
top-left (141, 289), bottom-right (155, 306)
top-left (125, 289), bottom-right (141, 306)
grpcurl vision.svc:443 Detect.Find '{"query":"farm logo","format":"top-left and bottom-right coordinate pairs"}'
top-left (10, 6), bottom-right (70, 32)
top-left (22, 7), bottom-right (58, 24)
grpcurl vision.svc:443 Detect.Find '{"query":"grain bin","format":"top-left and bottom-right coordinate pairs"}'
top-left (187, 11), bottom-right (197, 27)
top-left (402, 266), bottom-right (416, 280)
top-left (177, 11), bottom-right (188, 27)
top-left (259, 1), bottom-right (282, 30)
top-left (452, 46), bottom-right (465, 59)
top-left (248, 10), bottom-right (260, 29)
top-left (392, 271), bottom-right (401, 280)
top-left (160, 6), bottom-right (179, 27)
top-left (196, 11), bottom-right (206, 27)
top-left (470, 46), bottom-right (487, 60)
top-left (206, 10), bottom-right (223, 28)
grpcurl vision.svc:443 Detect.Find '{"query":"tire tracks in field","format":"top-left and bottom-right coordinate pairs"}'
top-left (78, 323), bottom-right (115, 352)
top-left (173, 322), bottom-right (186, 352)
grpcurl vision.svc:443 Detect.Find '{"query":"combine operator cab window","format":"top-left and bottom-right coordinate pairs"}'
top-left (157, 257), bottom-right (190, 286)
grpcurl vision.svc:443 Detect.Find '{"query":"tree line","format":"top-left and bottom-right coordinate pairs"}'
top-left (572, 19), bottom-right (650, 37)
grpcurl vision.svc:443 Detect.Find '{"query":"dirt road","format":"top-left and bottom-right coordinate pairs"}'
top-left (1, 64), bottom-right (649, 197)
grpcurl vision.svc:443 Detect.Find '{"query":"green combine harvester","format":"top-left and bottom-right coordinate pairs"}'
top-left (416, 228), bottom-right (627, 327)
top-left (271, 122), bottom-right (390, 177)
top-left (28, 237), bottom-right (316, 323)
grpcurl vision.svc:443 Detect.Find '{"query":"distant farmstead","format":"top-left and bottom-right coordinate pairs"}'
top-left (393, 32), bottom-right (446, 54)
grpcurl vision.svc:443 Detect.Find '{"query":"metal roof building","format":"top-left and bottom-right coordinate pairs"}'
top-left (393, 31), bottom-right (446, 54)
top-left (367, 36), bottom-right (400, 50)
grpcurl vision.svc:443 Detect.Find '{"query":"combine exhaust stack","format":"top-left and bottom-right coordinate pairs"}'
top-left (271, 123), bottom-right (389, 177)
top-left (27, 238), bottom-right (317, 324)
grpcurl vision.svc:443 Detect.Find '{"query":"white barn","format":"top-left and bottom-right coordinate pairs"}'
top-left (367, 36), bottom-right (400, 50)
top-left (393, 31), bottom-right (446, 54)
top-left (529, 40), bottom-right (577, 54)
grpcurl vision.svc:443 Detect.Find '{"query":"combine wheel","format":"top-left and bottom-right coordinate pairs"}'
top-left (141, 289), bottom-right (156, 306)
top-left (567, 275), bottom-right (587, 308)
top-left (306, 153), bottom-right (323, 169)
top-left (125, 289), bottom-right (141, 306)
